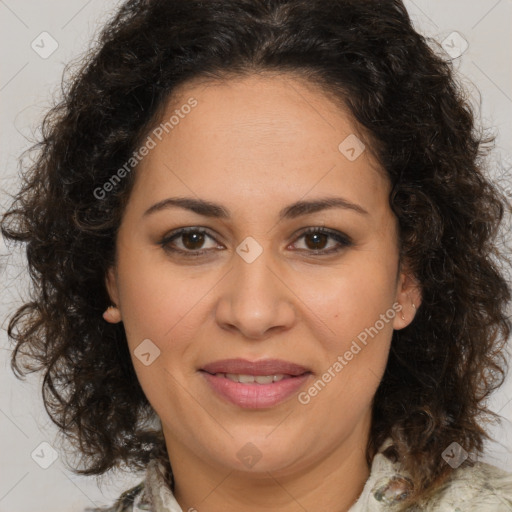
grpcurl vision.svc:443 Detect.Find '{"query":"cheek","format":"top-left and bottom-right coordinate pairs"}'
top-left (293, 253), bottom-right (398, 416)
top-left (299, 254), bottom-right (398, 343)
top-left (115, 243), bottom-right (206, 346)
top-left (115, 252), bottom-right (201, 413)
top-left (298, 268), bottom-right (396, 424)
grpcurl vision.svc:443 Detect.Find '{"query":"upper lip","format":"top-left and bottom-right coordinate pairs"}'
top-left (201, 358), bottom-right (310, 376)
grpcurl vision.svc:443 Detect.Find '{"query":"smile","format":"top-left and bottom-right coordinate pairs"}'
top-left (200, 370), bottom-right (312, 409)
top-left (211, 373), bottom-right (290, 384)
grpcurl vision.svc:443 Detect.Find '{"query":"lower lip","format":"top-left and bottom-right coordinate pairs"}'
top-left (200, 371), bottom-right (311, 409)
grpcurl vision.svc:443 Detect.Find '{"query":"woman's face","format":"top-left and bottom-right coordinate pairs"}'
top-left (106, 73), bottom-right (420, 477)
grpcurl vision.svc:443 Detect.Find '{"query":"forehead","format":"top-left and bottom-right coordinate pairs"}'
top-left (131, 73), bottom-right (389, 215)
top-left (167, 72), bottom-right (361, 151)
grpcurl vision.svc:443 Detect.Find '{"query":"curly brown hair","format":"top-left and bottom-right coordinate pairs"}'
top-left (1, 0), bottom-right (511, 506)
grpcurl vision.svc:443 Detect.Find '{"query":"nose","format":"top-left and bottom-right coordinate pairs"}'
top-left (214, 244), bottom-right (297, 340)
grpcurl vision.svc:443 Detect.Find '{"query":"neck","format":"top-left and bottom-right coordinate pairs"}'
top-left (164, 416), bottom-right (372, 512)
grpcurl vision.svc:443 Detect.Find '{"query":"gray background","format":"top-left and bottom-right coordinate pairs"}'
top-left (1, 1), bottom-right (511, 510)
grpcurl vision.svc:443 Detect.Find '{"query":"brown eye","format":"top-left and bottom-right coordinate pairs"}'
top-left (160, 228), bottom-right (220, 255)
top-left (303, 232), bottom-right (329, 250)
top-left (181, 231), bottom-right (206, 250)
top-left (293, 227), bottom-right (353, 254)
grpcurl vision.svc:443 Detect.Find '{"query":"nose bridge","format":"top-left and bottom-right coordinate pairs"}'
top-left (215, 236), bottom-right (296, 338)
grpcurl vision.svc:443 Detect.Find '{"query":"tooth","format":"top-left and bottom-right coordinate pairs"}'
top-left (238, 374), bottom-right (256, 383)
top-left (254, 375), bottom-right (274, 384)
top-left (218, 373), bottom-right (290, 384)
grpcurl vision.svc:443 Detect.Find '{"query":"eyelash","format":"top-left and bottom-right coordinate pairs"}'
top-left (159, 226), bottom-right (353, 257)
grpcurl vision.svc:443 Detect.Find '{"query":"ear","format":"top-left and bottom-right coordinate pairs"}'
top-left (392, 267), bottom-right (422, 330)
top-left (103, 266), bottom-right (122, 324)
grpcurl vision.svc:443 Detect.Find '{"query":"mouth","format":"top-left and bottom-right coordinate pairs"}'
top-left (200, 357), bottom-right (310, 376)
top-left (201, 372), bottom-right (298, 384)
top-left (199, 358), bottom-right (312, 409)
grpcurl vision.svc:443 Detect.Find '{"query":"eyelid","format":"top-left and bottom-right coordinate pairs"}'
top-left (160, 226), bottom-right (221, 250)
top-left (289, 226), bottom-right (353, 255)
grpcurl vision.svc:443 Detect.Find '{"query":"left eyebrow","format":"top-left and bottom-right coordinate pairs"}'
top-left (279, 197), bottom-right (369, 218)
top-left (143, 196), bottom-right (369, 219)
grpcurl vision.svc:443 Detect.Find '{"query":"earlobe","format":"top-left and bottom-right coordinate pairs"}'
top-left (393, 270), bottom-right (422, 330)
top-left (103, 305), bottom-right (122, 323)
top-left (103, 267), bottom-right (122, 323)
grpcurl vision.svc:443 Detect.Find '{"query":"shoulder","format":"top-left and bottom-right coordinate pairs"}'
top-left (420, 461), bottom-right (512, 511)
top-left (83, 482), bottom-right (145, 512)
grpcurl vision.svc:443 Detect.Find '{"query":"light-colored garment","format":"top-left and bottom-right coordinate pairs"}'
top-left (86, 439), bottom-right (512, 511)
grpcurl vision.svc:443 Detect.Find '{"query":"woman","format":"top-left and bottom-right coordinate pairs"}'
top-left (2, 0), bottom-right (511, 510)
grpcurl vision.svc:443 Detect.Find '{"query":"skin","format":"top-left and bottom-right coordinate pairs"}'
top-left (105, 72), bottom-right (421, 512)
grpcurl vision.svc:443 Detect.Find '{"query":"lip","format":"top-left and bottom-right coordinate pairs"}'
top-left (201, 358), bottom-right (310, 376)
top-left (200, 372), bottom-right (311, 409)
top-left (200, 358), bottom-right (312, 409)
